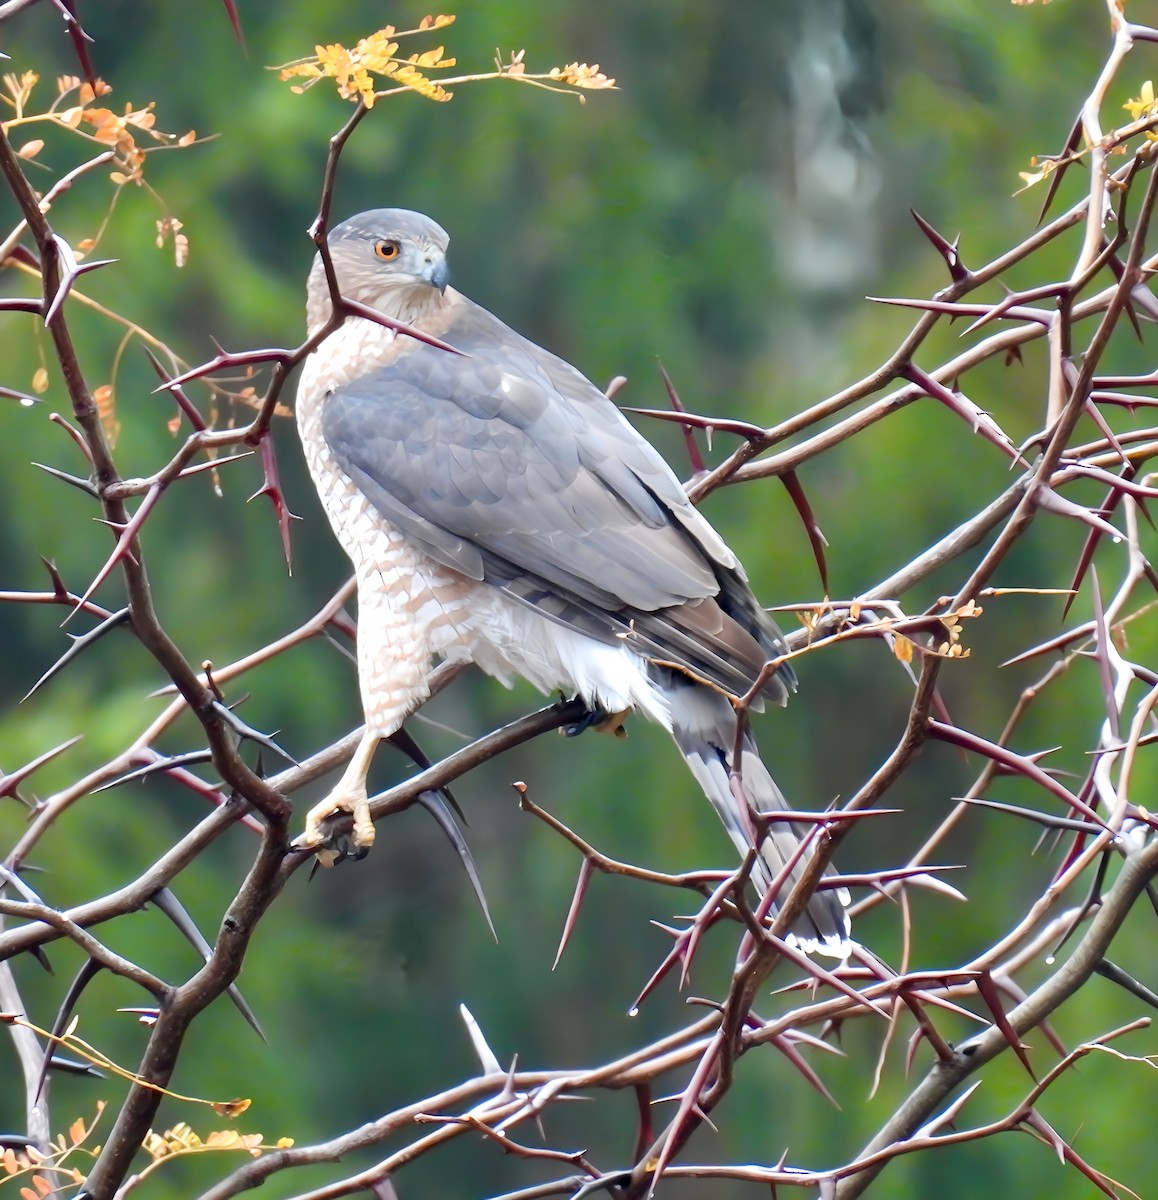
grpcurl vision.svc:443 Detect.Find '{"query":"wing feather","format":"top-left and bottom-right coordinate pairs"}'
top-left (320, 295), bottom-right (793, 698)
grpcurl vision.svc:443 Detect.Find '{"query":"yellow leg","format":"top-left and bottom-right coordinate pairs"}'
top-left (293, 729), bottom-right (381, 856)
top-left (594, 708), bottom-right (630, 739)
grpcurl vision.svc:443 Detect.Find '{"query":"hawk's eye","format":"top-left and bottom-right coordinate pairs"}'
top-left (374, 240), bottom-right (401, 261)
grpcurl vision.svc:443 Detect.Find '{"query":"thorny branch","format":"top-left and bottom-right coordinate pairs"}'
top-left (2, 2), bottom-right (1158, 1198)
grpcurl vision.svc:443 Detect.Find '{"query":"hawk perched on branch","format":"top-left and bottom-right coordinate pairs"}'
top-left (293, 208), bottom-right (849, 952)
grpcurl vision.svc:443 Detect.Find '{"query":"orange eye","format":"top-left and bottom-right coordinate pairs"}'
top-left (374, 239), bottom-right (401, 261)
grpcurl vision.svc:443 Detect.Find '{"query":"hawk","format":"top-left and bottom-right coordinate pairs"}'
top-left (293, 208), bottom-right (849, 952)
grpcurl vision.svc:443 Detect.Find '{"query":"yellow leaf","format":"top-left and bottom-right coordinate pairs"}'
top-left (4, 70), bottom-right (38, 107)
top-left (390, 64), bottom-right (450, 101)
top-left (1124, 80), bottom-right (1156, 120)
top-left (125, 105), bottom-right (156, 130)
top-left (167, 1122), bottom-right (200, 1149)
top-left (69, 1118), bottom-right (86, 1145)
top-left (213, 1098), bottom-right (251, 1119)
top-left (77, 79), bottom-right (112, 104)
top-left (355, 32), bottom-right (399, 70)
top-left (893, 635), bottom-right (914, 664)
top-left (316, 42), bottom-right (352, 76)
top-left (94, 383), bottom-right (120, 447)
top-left (276, 1137), bottom-right (295, 1148)
top-left (551, 61), bottom-right (616, 89)
top-left (419, 14), bottom-right (455, 30)
top-left (142, 1131), bottom-right (168, 1160)
top-left (1014, 158), bottom-right (1056, 194)
top-left (17, 139), bottom-right (43, 159)
top-left (31, 367), bottom-right (48, 394)
top-left (279, 64), bottom-right (322, 82)
top-left (178, 129), bottom-right (196, 147)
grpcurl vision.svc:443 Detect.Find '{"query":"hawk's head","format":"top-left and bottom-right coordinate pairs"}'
top-left (307, 208), bottom-right (451, 332)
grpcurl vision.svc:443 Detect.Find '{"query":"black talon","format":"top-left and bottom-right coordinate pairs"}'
top-left (561, 704), bottom-right (610, 737)
top-left (307, 830), bottom-right (371, 875)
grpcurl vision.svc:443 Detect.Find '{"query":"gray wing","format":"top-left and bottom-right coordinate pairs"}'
top-left (321, 297), bottom-right (794, 698)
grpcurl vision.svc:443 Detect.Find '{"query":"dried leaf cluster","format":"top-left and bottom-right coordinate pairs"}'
top-left (275, 15), bottom-right (614, 107)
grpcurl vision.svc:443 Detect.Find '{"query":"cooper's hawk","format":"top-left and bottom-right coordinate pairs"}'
top-left (293, 208), bottom-right (849, 952)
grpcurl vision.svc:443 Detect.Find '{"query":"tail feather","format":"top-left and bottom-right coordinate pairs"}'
top-left (665, 681), bottom-right (850, 956)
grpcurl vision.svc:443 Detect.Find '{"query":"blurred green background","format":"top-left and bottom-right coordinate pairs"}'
top-left (1, 1), bottom-right (1156, 1196)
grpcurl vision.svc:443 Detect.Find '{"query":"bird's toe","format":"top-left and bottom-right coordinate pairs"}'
top-left (293, 788), bottom-right (375, 860)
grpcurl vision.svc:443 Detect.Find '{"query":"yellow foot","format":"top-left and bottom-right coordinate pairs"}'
top-left (560, 705), bottom-right (631, 740)
top-left (291, 787), bottom-right (376, 864)
top-left (594, 709), bottom-right (630, 739)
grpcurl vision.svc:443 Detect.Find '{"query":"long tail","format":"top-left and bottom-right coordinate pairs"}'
top-left (664, 678), bottom-right (850, 956)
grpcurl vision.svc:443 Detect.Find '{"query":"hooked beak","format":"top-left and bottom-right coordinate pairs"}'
top-left (421, 254), bottom-right (449, 293)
